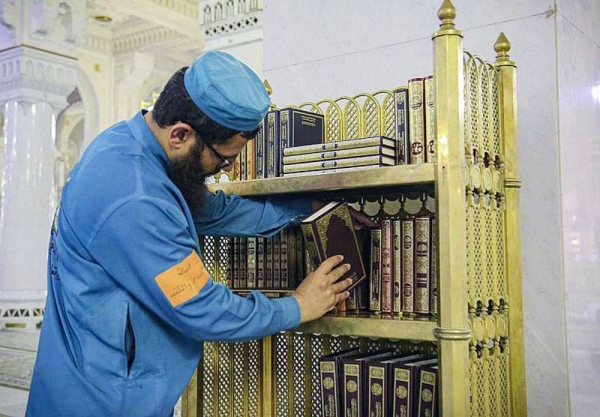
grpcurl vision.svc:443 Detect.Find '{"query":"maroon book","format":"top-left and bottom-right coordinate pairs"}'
top-left (301, 201), bottom-right (367, 291)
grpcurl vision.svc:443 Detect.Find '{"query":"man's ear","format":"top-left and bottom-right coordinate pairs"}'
top-left (168, 122), bottom-right (194, 150)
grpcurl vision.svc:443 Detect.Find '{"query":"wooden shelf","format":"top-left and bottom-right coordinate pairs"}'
top-left (296, 314), bottom-right (437, 342)
top-left (209, 163), bottom-right (436, 197)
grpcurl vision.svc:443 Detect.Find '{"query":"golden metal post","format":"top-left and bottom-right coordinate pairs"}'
top-left (432, 1), bottom-right (471, 416)
top-left (495, 32), bottom-right (527, 417)
top-left (262, 336), bottom-right (273, 416)
top-left (181, 368), bottom-right (199, 417)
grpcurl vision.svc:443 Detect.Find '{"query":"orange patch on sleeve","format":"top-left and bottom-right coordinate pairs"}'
top-left (155, 250), bottom-right (210, 307)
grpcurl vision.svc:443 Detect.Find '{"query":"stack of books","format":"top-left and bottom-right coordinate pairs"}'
top-left (319, 349), bottom-right (439, 417)
top-left (282, 136), bottom-right (397, 177)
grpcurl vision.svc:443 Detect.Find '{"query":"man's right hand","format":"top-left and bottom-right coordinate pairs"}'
top-left (292, 255), bottom-right (352, 323)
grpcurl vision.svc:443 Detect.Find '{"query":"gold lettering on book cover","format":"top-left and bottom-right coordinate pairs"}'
top-left (396, 385), bottom-right (408, 399)
top-left (422, 389), bottom-right (433, 402)
top-left (323, 377), bottom-right (334, 389)
top-left (371, 383), bottom-right (383, 396)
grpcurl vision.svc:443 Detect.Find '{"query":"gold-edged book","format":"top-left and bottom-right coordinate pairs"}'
top-left (283, 155), bottom-right (395, 174)
top-left (283, 145), bottom-right (396, 165)
top-left (300, 201), bottom-right (367, 292)
top-left (283, 135), bottom-right (396, 156)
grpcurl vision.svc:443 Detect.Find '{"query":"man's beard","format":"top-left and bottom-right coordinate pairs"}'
top-left (167, 141), bottom-right (216, 214)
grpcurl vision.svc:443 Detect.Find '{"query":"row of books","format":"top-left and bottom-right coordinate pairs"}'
top-left (300, 201), bottom-right (438, 316)
top-left (230, 75), bottom-right (436, 181)
top-left (319, 348), bottom-right (439, 417)
top-left (229, 228), bottom-right (306, 291)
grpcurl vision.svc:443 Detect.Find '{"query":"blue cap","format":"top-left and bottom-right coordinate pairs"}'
top-left (183, 51), bottom-right (270, 131)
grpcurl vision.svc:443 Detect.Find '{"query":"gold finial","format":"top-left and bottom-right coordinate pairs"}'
top-left (263, 79), bottom-right (277, 110)
top-left (494, 32), bottom-right (511, 58)
top-left (494, 32), bottom-right (515, 66)
top-left (263, 79), bottom-right (272, 96)
top-left (437, 0), bottom-right (457, 30)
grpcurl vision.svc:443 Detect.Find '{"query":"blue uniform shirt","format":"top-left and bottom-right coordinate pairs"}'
top-left (26, 111), bottom-right (311, 416)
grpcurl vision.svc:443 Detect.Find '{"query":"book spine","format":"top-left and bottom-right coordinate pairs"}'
top-left (343, 363), bottom-right (362, 417)
top-left (239, 238), bottom-right (247, 289)
top-left (279, 110), bottom-right (290, 164)
top-left (232, 237), bottom-right (240, 289)
top-left (401, 219), bottom-right (415, 314)
top-left (240, 142), bottom-right (247, 181)
top-left (368, 365), bottom-right (386, 417)
top-left (265, 237), bottom-right (273, 288)
top-left (408, 78), bottom-right (426, 164)
top-left (430, 217), bottom-right (438, 316)
top-left (319, 359), bottom-right (339, 417)
top-left (417, 367), bottom-right (438, 417)
top-left (380, 219), bottom-right (393, 313)
top-left (246, 237), bottom-right (257, 288)
top-left (272, 233), bottom-right (281, 289)
top-left (392, 220), bottom-right (402, 313)
top-left (287, 228), bottom-right (297, 288)
top-left (392, 367), bottom-right (412, 417)
top-left (394, 87), bottom-right (410, 164)
top-left (280, 230), bottom-right (289, 289)
top-left (256, 237), bottom-right (265, 289)
top-left (282, 145), bottom-right (395, 165)
top-left (224, 237), bottom-right (233, 287)
top-left (424, 75), bottom-right (436, 163)
top-left (283, 136), bottom-right (395, 156)
top-left (296, 229), bottom-right (306, 285)
top-left (266, 110), bottom-right (280, 178)
top-left (246, 137), bottom-right (256, 180)
top-left (283, 155), bottom-right (394, 174)
top-left (255, 118), bottom-right (266, 179)
top-left (414, 216), bottom-right (431, 315)
top-left (301, 224), bottom-right (323, 269)
top-left (370, 228), bottom-right (382, 312)
top-left (232, 154), bottom-right (241, 181)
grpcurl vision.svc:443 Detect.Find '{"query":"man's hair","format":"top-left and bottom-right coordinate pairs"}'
top-left (152, 67), bottom-right (259, 144)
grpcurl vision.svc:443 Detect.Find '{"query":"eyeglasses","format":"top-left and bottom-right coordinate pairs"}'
top-left (197, 135), bottom-right (235, 169)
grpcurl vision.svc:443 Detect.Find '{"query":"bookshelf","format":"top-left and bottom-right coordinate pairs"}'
top-left (181, 1), bottom-right (526, 416)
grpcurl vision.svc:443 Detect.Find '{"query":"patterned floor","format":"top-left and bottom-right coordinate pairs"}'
top-left (0, 329), bottom-right (182, 417)
top-left (0, 330), bottom-right (39, 417)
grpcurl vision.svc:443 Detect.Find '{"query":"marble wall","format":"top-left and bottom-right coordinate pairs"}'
top-left (264, 0), bottom-right (600, 415)
top-left (556, 0), bottom-right (600, 415)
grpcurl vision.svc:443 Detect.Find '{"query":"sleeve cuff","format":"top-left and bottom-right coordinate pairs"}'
top-left (271, 296), bottom-right (301, 330)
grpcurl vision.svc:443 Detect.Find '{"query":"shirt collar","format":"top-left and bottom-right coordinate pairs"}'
top-left (127, 110), bottom-right (169, 170)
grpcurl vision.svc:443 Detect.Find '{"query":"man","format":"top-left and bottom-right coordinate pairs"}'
top-left (27, 51), bottom-right (372, 416)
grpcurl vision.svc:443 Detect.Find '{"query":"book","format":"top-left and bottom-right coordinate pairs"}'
top-left (265, 109), bottom-right (281, 178)
top-left (342, 351), bottom-right (395, 417)
top-left (246, 237), bottom-right (257, 288)
top-left (380, 219), bottom-right (393, 313)
top-left (424, 75), bottom-right (436, 163)
top-left (283, 136), bottom-right (396, 156)
top-left (232, 237), bottom-right (240, 289)
top-left (318, 348), bottom-right (361, 417)
top-left (417, 364), bottom-right (438, 417)
top-left (401, 218), bottom-right (415, 314)
top-left (300, 201), bottom-right (367, 292)
top-left (279, 107), bottom-right (325, 152)
top-left (408, 78), bottom-right (426, 164)
top-left (430, 217), bottom-right (438, 316)
top-left (414, 215), bottom-right (431, 315)
top-left (369, 228), bottom-right (382, 312)
top-left (282, 164), bottom-right (392, 178)
top-left (283, 154), bottom-right (395, 174)
top-left (392, 220), bottom-right (402, 313)
top-left (367, 354), bottom-right (423, 417)
top-left (392, 357), bottom-right (438, 417)
top-left (255, 118), bottom-right (266, 179)
top-left (245, 137), bottom-right (256, 180)
top-left (393, 87), bottom-right (410, 164)
top-left (282, 145), bottom-right (396, 165)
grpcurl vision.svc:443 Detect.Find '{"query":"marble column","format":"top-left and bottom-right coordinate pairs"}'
top-left (0, 46), bottom-right (77, 328)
